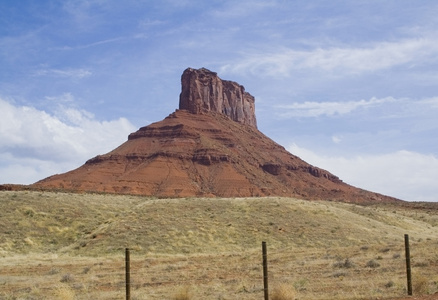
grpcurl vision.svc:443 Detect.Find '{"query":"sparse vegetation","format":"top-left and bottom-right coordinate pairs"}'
top-left (60, 273), bottom-right (75, 283)
top-left (333, 258), bottom-right (355, 269)
top-left (1, 191), bottom-right (438, 299)
top-left (365, 259), bottom-right (380, 268)
top-left (385, 280), bottom-right (395, 288)
top-left (413, 273), bottom-right (430, 295)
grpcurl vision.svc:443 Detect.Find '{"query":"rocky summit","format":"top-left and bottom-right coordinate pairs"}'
top-left (33, 67), bottom-right (400, 203)
top-left (179, 67), bottom-right (257, 128)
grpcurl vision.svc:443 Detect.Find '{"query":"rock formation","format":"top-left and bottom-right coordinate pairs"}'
top-left (32, 68), bottom-right (400, 203)
top-left (179, 67), bottom-right (257, 128)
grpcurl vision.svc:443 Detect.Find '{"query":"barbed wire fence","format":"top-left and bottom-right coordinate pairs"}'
top-left (0, 234), bottom-right (426, 299)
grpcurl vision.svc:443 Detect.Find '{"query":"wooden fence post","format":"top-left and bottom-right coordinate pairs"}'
top-left (125, 248), bottom-right (131, 300)
top-left (404, 234), bottom-right (412, 296)
top-left (262, 241), bottom-right (269, 300)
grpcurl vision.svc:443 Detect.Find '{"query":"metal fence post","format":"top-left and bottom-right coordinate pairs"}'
top-left (262, 241), bottom-right (269, 300)
top-left (126, 248), bottom-right (131, 300)
top-left (404, 234), bottom-right (412, 296)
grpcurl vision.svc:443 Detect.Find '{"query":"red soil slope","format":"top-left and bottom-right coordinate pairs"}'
top-left (33, 109), bottom-right (399, 203)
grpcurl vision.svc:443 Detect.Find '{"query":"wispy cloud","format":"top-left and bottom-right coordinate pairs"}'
top-left (274, 96), bottom-right (438, 119)
top-left (419, 97), bottom-right (438, 108)
top-left (221, 37), bottom-right (438, 77)
top-left (61, 0), bottom-right (108, 31)
top-left (138, 19), bottom-right (167, 29)
top-left (210, 0), bottom-right (277, 18)
top-left (34, 68), bottom-right (92, 79)
top-left (276, 97), bottom-right (397, 118)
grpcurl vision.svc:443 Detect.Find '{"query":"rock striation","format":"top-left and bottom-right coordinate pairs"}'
top-left (32, 68), bottom-right (401, 203)
top-left (179, 67), bottom-right (257, 128)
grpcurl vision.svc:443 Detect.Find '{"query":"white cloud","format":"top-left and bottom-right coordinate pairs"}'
top-left (288, 143), bottom-right (438, 202)
top-left (274, 96), bottom-right (438, 119)
top-left (34, 68), bottom-right (92, 79)
top-left (0, 152), bottom-right (78, 185)
top-left (221, 37), bottom-right (438, 77)
top-left (0, 97), bottom-right (137, 184)
top-left (331, 135), bottom-right (342, 144)
top-left (276, 97), bottom-right (397, 118)
top-left (419, 97), bottom-right (438, 108)
top-left (138, 19), bottom-right (166, 29)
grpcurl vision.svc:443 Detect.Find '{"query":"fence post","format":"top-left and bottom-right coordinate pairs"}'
top-left (125, 248), bottom-right (131, 300)
top-left (404, 234), bottom-right (412, 296)
top-left (262, 241), bottom-right (269, 300)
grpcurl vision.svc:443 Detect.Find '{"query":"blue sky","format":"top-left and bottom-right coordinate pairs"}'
top-left (1, 0), bottom-right (437, 201)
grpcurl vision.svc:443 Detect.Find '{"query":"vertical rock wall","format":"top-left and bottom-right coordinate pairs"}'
top-left (179, 67), bottom-right (257, 128)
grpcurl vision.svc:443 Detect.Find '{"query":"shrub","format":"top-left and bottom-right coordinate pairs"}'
top-left (332, 271), bottom-right (348, 278)
top-left (60, 273), bottom-right (75, 283)
top-left (413, 261), bottom-right (429, 268)
top-left (293, 278), bottom-right (308, 291)
top-left (48, 267), bottom-right (61, 275)
top-left (365, 260), bottom-right (380, 268)
top-left (271, 283), bottom-right (296, 300)
top-left (333, 258), bottom-right (354, 269)
top-left (385, 281), bottom-right (394, 288)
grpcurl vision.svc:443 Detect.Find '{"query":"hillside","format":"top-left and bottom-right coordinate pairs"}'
top-left (1, 191), bottom-right (437, 299)
top-left (0, 191), bottom-right (434, 256)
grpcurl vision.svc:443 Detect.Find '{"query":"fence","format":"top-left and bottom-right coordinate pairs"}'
top-left (123, 235), bottom-right (416, 300)
top-left (0, 234), bottom-right (431, 299)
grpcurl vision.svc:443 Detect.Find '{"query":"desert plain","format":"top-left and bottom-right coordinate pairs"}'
top-left (1, 190), bottom-right (438, 299)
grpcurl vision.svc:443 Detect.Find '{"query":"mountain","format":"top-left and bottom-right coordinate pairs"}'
top-left (32, 68), bottom-right (400, 203)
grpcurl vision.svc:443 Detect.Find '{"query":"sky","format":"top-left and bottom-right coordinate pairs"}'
top-left (1, 0), bottom-right (437, 201)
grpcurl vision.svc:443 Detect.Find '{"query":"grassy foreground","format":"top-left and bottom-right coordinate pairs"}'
top-left (1, 191), bottom-right (438, 299)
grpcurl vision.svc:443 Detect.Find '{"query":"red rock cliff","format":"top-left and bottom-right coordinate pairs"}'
top-left (179, 67), bottom-right (257, 128)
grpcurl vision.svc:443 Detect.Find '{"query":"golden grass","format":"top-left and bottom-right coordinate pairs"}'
top-left (412, 272), bottom-right (430, 295)
top-left (271, 283), bottom-right (296, 300)
top-left (54, 284), bottom-right (76, 300)
top-left (1, 191), bottom-right (438, 299)
top-left (173, 285), bottom-right (192, 300)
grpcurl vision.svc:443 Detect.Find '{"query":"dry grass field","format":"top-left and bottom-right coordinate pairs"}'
top-left (1, 191), bottom-right (438, 299)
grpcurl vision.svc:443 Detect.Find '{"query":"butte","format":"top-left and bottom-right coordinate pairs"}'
top-left (33, 68), bottom-right (400, 203)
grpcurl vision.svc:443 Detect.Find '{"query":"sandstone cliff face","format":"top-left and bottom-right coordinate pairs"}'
top-left (179, 68), bottom-right (257, 128)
